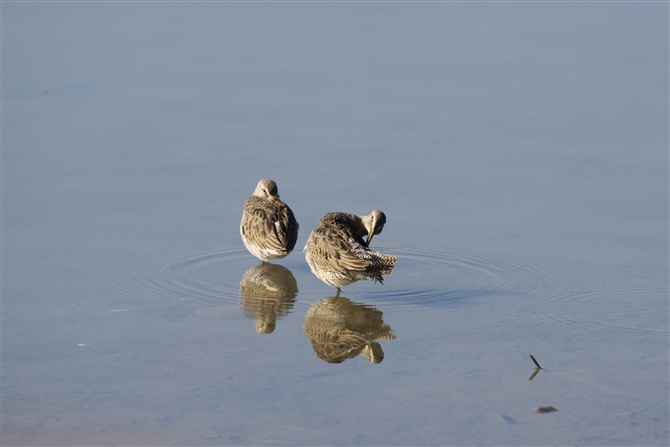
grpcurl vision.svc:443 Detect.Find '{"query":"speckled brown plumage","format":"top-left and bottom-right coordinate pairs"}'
top-left (304, 211), bottom-right (397, 288)
top-left (240, 179), bottom-right (299, 261)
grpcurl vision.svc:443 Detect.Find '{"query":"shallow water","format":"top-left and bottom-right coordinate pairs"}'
top-left (3, 3), bottom-right (668, 446)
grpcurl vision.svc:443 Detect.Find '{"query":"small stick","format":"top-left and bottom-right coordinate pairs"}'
top-left (529, 354), bottom-right (542, 369)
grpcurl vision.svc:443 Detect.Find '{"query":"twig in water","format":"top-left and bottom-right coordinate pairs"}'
top-left (529, 354), bottom-right (542, 369)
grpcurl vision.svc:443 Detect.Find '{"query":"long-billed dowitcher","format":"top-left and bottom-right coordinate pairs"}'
top-left (304, 211), bottom-right (397, 290)
top-left (240, 179), bottom-right (299, 261)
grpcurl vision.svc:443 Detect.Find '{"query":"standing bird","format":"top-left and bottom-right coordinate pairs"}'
top-left (304, 211), bottom-right (397, 291)
top-left (240, 179), bottom-right (299, 261)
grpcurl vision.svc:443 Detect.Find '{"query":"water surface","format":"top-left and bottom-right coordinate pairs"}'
top-left (3, 3), bottom-right (668, 445)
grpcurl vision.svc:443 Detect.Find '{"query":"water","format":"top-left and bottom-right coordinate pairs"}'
top-left (3, 2), bottom-right (668, 445)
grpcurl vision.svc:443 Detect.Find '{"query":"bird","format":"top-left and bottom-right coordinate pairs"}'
top-left (304, 211), bottom-right (397, 291)
top-left (240, 179), bottom-right (299, 261)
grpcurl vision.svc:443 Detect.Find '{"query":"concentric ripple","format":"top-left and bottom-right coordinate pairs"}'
top-left (528, 285), bottom-right (669, 341)
top-left (83, 244), bottom-right (251, 308)
top-left (351, 244), bottom-right (668, 341)
top-left (358, 244), bottom-right (575, 307)
top-left (80, 243), bottom-right (668, 340)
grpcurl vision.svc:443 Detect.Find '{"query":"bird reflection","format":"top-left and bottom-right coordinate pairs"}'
top-left (239, 263), bottom-right (298, 334)
top-left (303, 296), bottom-right (395, 364)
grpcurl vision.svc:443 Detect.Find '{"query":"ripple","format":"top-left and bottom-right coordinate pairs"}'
top-left (84, 244), bottom-right (250, 308)
top-left (359, 244), bottom-right (574, 307)
top-left (354, 244), bottom-right (668, 341)
top-left (531, 285), bottom-right (669, 341)
top-left (81, 243), bottom-right (668, 341)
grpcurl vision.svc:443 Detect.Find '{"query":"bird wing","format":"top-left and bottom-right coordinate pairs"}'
top-left (306, 226), bottom-right (369, 272)
top-left (241, 198), bottom-right (290, 253)
top-left (275, 202), bottom-right (299, 252)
